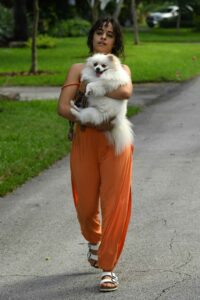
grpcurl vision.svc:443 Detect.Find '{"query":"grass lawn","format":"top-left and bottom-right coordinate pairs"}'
top-left (126, 27), bottom-right (200, 43)
top-left (0, 27), bottom-right (199, 195)
top-left (0, 28), bottom-right (199, 86)
top-left (0, 100), bottom-right (139, 196)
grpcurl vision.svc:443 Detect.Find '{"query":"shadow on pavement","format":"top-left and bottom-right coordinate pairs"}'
top-left (0, 271), bottom-right (101, 300)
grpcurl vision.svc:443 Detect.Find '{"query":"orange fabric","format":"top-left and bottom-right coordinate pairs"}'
top-left (61, 83), bottom-right (80, 90)
top-left (70, 124), bottom-right (134, 270)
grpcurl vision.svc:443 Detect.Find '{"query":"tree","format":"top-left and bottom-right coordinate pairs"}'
top-left (176, 0), bottom-right (189, 31)
top-left (87, 0), bottom-right (140, 43)
top-left (131, 0), bottom-right (139, 44)
top-left (176, 0), bottom-right (200, 31)
top-left (99, 0), bottom-right (111, 10)
top-left (30, 0), bottom-right (39, 73)
top-left (176, 0), bottom-right (181, 31)
top-left (113, 0), bottom-right (124, 20)
top-left (87, 0), bottom-right (100, 23)
top-left (99, 0), bottom-right (124, 20)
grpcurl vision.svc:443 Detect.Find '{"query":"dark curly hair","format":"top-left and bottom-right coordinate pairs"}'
top-left (87, 17), bottom-right (124, 58)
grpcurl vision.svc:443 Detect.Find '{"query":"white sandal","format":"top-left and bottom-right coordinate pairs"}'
top-left (100, 272), bottom-right (119, 292)
top-left (87, 243), bottom-right (99, 269)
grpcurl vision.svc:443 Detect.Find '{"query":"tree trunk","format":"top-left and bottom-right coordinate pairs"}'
top-left (131, 0), bottom-right (139, 45)
top-left (91, 0), bottom-right (99, 23)
top-left (30, 0), bottom-right (39, 73)
top-left (13, 0), bottom-right (28, 41)
top-left (113, 0), bottom-right (124, 20)
top-left (176, 9), bottom-right (181, 32)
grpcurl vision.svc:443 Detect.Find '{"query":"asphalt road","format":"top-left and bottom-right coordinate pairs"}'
top-left (0, 77), bottom-right (200, 299)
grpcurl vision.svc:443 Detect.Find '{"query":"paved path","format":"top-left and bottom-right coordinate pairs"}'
top-left (0, 77), bottom-right (200, 299)
top-left (0, 82), bottom-right (181, 107)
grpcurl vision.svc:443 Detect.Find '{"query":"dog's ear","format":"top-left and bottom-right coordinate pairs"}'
top-left (86, 57), bottom-right (91, 63)
top-left (86, 56), bottom-right (93, 66)
top-left (108, 54), bottom-right (120, 67)
top-left (108, 54), bottom-right (114, 61)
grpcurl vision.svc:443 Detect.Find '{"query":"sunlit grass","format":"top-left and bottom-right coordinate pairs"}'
top-left (0, 29), bottom-right (200, 86)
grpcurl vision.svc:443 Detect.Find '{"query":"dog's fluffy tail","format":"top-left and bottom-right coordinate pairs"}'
top-left (106, 118), bottom-right (134, 155)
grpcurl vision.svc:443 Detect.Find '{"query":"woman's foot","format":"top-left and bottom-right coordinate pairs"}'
top-left (100, 272), bottom-right (119, 292)
top-left (87, 243), bottom-right (99, 268)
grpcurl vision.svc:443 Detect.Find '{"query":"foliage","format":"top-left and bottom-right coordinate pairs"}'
top-left (13, 0), bottom-right (29, 41)
top-left (193, 13), bottom-right (200, 30)
top-left (48, 20), bottom-right (69, 37)
top-left (0, 3), bottom-right (14, 44)
top-left (159, 15), bottom-right (194, 28)
top-left (26, 34), bottom-right (56, 49)
top-left (119, 0), bottom-right (133, 26)
top-left (193, 2), bottom-right (200, 30)
top-left (49, 18), bottom-right (91, 37)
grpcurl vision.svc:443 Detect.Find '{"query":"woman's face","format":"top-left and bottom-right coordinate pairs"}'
top-left (92, 22), bottom-right (115, 55)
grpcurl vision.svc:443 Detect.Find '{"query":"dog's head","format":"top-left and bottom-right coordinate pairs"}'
top-left (86, 53), bottom-right (120, 77)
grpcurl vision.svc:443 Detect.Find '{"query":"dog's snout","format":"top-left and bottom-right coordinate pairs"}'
top-left (96, 67), bottom-right (100, 73)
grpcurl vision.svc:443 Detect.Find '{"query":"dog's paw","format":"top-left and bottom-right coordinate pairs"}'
top-left (70, 100), bottom-right (80, 111)
top-left (70, 107), bottom-right (80, 118)
top-left (85, 85), bottom-right (94, 96)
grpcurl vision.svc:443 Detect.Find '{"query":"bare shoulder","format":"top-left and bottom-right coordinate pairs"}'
top-left (122, 64), bottom-right (132, 77)
top-left (68, 63), bottom-right (85, 76)
top-left (64, 63), bottom-right (85, 83)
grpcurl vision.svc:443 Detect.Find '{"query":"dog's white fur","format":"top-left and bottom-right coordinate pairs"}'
top-left (70, 53), bottom-right (134, 154)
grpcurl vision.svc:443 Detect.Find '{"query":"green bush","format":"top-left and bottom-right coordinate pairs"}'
top-left (49, 20), bottom-right (68, 37)
top-left (49, 18), bottom-right (91, 37)
top-left (0, 4), bottom-right (14, 44)
top-left (193, 14), bottom-right (200, 31)
top-left (26, 34), bottom-right (56, 48)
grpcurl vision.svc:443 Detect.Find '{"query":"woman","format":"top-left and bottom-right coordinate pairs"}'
top-left (58, 17), bottom-right (134, 292)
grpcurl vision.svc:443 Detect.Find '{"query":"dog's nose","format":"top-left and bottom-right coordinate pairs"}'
top-left (96, 67), bottom-right (100, 72)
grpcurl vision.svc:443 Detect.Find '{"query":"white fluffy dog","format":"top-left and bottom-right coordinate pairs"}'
top-left (70, 53), bottom-right (134, 155)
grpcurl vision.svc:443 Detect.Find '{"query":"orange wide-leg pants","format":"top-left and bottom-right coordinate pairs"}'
top-left (70, 125), bottom-right (134, 271)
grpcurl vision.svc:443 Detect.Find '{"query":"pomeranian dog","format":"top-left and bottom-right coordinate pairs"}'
top-left (70, 53), bottom-right (134, 155)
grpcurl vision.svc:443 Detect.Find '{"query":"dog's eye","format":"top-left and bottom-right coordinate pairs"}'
top-left (94, 63), bottom-right (98, 67)
top-left (102, 64), bottom-right (106, 68)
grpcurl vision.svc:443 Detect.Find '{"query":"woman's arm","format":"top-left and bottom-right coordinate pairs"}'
top-left (57, 63), bottom-right (83, 121)
top-left (106, 65), bottom-right (133, 100)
